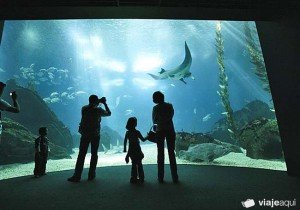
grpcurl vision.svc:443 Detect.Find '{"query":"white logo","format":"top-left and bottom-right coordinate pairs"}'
top-left (242, 199), bottom-right (256, 208)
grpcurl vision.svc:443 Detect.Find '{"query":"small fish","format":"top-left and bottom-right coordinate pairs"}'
top-left (48, 72), bottom-right (54, 79)
top-left (170, 83), bottom-right (175, 87)
top-left (57, 69), bottom-right (68, 74)
top-left (30, 63), bottom-right (35, 68)
top-left (43, 97), bottom-right (51, 104)
top-left (67, 94), bottom-right (75, 100)
top-left (67, 87), bottom-right (74, 91)
top-left (61, 92), bottom-right (68, 97)
top-left (193, 108), bottom-right (197, 114)
top-left (75, 91), bottom-right (87, 95)
top-left (221, 112), bottom-right (228, 115)
top-left (216, 91), bottom-right (221, 96)
top-left (48, 67), bottom-right (56, 72)
top-left (202, 113), bottom-right (212, 122)
top-left (50, 92), bottom-right (59, 97)
top-left (51, 97), bottom-right (61, 103)
top-left (125, 109), bottom-right (134, 116)
top-left (270, 108), bottom-right (275, 112)
top-left (228, 129), bottom-right (234, 134)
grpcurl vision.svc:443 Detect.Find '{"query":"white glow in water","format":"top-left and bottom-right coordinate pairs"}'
top-left (133, 54), bottom-right (164, 73)
top-left (132, 77), bottom-right (157, 89)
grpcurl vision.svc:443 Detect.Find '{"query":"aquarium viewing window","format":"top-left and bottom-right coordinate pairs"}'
top-left (0, 20), bottom-right (286, 179)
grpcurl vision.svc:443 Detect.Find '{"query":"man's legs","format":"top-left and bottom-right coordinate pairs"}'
top-left (166, 132), bottom-right (178, 182)
top-left (156, 132), bottom-right (165, 181)
top-left (88, 135), bottom-right (100, 179)
top-left (73, 136), bottom-right (90, 179)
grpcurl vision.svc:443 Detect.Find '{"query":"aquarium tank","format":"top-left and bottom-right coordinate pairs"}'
top-left (0, 20), bottom-right (286, 179)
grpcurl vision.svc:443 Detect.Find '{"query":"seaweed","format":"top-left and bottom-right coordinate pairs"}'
top-left (215, 21), bottom-right (239, 145)
top-left (244, 21), bottom-right (270, 93)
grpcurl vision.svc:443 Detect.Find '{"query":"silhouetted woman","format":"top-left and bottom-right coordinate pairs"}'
top-left (123, 117), bottom-right (146, 183)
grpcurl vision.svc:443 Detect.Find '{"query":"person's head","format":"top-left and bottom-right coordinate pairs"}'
top-left (126, 117), bottom-right (137, 131)
top-left (152, 91), bottom-right (164, 104)
top-left (89, 95), bottom-right (99, 106)
top-left (39, 127), bottom-right (47, 136)
top-left (0, 82), bottom-right (6, 97)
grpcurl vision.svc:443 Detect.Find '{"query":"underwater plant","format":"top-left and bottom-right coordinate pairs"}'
top-left (244, 21), bottom-right (270, 93)
top-left (215, 21), bottom-right (239, 145)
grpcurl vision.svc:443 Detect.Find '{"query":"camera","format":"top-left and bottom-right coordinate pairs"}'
top-left (10, 91), bottom-right (16, 96)
top-left (98, 97), bottom-right (106, 104)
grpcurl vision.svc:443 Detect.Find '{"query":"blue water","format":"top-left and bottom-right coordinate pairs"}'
top-left (0, 20), bottom-right (271, 135)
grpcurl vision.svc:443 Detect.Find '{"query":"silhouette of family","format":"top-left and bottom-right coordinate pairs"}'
top-left (68, 91), bottom-right (178, 184)
top-left (0, 80), bottom-right (178, 184)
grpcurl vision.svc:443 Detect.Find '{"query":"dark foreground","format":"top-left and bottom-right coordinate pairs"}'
top-left (0, 165), bottom-right (299, 210)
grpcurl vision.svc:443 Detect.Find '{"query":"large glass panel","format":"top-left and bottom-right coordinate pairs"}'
top-left (0, 20), bottom-right (286, 179)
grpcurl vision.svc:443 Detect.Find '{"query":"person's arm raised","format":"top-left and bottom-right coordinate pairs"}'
top-left (3, 92), bottom-right (20, 113)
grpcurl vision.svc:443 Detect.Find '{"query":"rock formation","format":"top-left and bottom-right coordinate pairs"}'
top-left (210, 100), bottom-right (275, 144)
top-left (1, 79), bottom-right (73, 152)
top-left (239, 118), bottom-right (283, 159)
top-left (0, 118), bottom-right (71, 164)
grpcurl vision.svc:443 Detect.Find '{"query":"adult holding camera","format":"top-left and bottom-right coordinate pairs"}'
top-left (152, 91), bottom-right (178, 183)
top-left (68, 95), bottom-right (111, 182)
top-left (0, 82), bottom-right (20, 143)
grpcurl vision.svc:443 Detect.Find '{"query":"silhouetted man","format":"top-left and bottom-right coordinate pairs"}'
top-left (152, 91), bottom-right (178, 183)
top-left (68, 95), bottom-right (111, 182)
top-left (0, 81), bottom-right (20, 143)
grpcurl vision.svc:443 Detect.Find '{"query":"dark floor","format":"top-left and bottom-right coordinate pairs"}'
top-left (0, 164), bottom-right (299, 210)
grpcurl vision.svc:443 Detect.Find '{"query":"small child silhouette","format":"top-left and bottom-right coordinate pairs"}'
top-left (34, 127), bottom-right (49, 178)
top-left (123, 117), bottom-right (147, 183)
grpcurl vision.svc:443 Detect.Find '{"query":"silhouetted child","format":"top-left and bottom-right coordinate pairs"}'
top-left (123, 117), bottom-right (146, 183)
top-left (34, 127), bottom-right (49, 178)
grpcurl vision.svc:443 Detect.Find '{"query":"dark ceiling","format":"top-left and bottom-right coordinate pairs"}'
top-left (0, 0), bottom-right (300, 9)
top-left (0, 0), bottom-right (299, 20)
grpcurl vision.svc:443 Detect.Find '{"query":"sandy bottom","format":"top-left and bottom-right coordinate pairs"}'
top-left (0, 144), bottom-right (286, 180)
